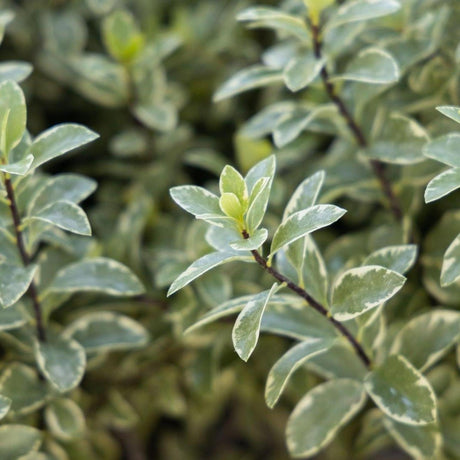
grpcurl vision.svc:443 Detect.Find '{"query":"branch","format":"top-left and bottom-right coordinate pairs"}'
top-left (310, 23), bottom-right (403, 222)
top-left (242, 230), bottom-right (371, 368)
top-left (3, 174), bottom-right (46, 342)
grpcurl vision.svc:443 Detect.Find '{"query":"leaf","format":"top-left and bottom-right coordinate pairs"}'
top-left (0, 154), bottom-right (33, 175)
top-left (45, 398), bottom-right (86, 441)
top-left (0, 425), bottom-right (42, 459)
top-left (244, 154), bottom-right (276, 193)
top-left (245, 177), bottom-right (271, 232)
top-left (214, 66), bottom-right (283, 102)
top-left (63, 311), bottom-right (149, 353)
top-left (383, 418), bottom-right (441, 460)
top-left (0, 304), bottom-right (26, 331)
top-left (424, 168), bottom-right (460, 203)
top-left (0, 264), bottom-right (37, 308)
top-left (328, 0), bottom-right (401, 29)
top-left (0, 80), bottom-right (26, 155)
top-left (286, 379), bottom-right (366, 457)
top-left (265, 337), bottom-right (335, 408)
top-left (49, 257), bottom-right (144, 296)
top-left (230, 228), bottom-right (268, 251)
top-left (0, 62), bottom-right (33, 83)
top-left (220, 165), bottom-right (247, 203)
top-left (34, 334), bottom-right (86, 393)
top-left (219, 192), bottom-right (245, 219)
top-left (364, 355), bottom-right (437, 425)
top-left (391, 310), bottom-right (460, 371)
top-left (236, 7), bottom-right (310, 42)
top-left (29, 200), bottom-right (91, 236)
top-left (437, 105), bottom-right (460, 124)
top-left (331, 265), bottom-right (405, 320)
top-left (270, 204), bottom-right (346, 256)
top-left (170, 185), bottom-right (222, 217)
top-left (0, 394), bottom-right (11, 420)
top-left (132, 102), bottom-right (177, 132)
top-left (168, 251), bottom-right (252, 296)
top-left (423, 133), bottom-right (460, 168)
top-left (283, 170), bottom-right (325, 220)
top-left (441, 233), bottom-right (460, 286)
top-left (232, 284), bottom-right (279, 361)
top-left (363, 245), bottom-right (417, 275)
top-left (283, 53), bottom-right (326, 92)
top-left (31, 123), bottom-right (99, 169)
top-left (333, 48), bottom-right (399, 84)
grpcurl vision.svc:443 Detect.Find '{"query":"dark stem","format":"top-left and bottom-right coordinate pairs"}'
top-left (310, 23), bottom-right (403, 222)
top-left (242, 230), bottom-right (371, 368)
top-left (3, 174), bottom-right (46, 342)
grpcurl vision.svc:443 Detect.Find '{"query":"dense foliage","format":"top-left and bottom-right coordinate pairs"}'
top-left (0, 0), bottom-right (459, 459)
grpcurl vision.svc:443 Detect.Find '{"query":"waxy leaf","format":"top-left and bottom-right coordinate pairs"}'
top-left (0, 80), bottom-right (26, 155)
top-left (423, 133), bottom-right (460, 168)
top-left (284, 53), bottom-right (326, 92)
top-left (441, 233), bottom-right (460, 286)
top-left (245, 155), bottom-right (276, 193)
top-left (363, 245), bottom-right (417, 275)
top-left (270, 204), bottom-right (346, 256)
top-left (364, 355), bottom-right (437, 425)
top-left (425, 168), bottom-right (460, 203)
top-left (0, 425), bottom-right (42, 459)
top-left (0, 264), bottom-right (37, 308)
top-left (45, 398), bottom-right (86, 441)
top-left (230, 228), bottom-right (268, 251)
top-left (0, 154), bottom-right (33, 175)
top-left (437, 105), bottom-right (460, 124)
top-left (170, 185), bottom-right (221, 217)
top-left (331, 265), bottom-right (405, 320)
top-left (287, 379), bottom-right (366, 457)
top-left (245, 177), bottom-right (271, 232)
top-left (50, 257), bottom-right (144, 296)
top-left (0, 394), bottom-right (11, 420)
top-left (34, 334), bottom-right (86, 392)
top-left (265, 337), bottom-right (334, 408)
top-left (0, 61), bottom-right (32, 83)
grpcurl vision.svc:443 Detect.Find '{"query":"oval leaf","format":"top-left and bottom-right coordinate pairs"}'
top-left (441, 233), bottom-right (460, 286)
top-left (0, 80), bottom-right (26, 155)
top-left (363, 245), bottom-right (417, 275)
top-left (424, 168), bottom-right (460, 203)
top-left (45, 398), bottom-right (86, 441)
top-left (0, 264), bottom-right (37, 308)
top-left (0, 425), bottom-right (42, 459)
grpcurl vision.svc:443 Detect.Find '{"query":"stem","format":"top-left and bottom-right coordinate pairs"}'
top-left (310, 23), bottom-right (403, 222)
top-left (2, 174), bottom-right (46, 342)
top-left (242, 230), bottom-right (371, 368)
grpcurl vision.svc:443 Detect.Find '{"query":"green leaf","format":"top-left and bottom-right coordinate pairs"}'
top-left (0, 394), bottom-right (11, 420)
top-left (333, 48), bottom-right (399, 84)
top-left (232, 284), bottom-right (279, 361)
top-left (0, 425), bottom-right (42, 459)
top-left (286, 379), bottom-right (366, 457)
top-left (391, 310), bottom-right (460, 371)
top-left (102, 9), bottom-right (145, 62)
top-left (170, 185), bottom-right (222, 217)
top-left (34, 334), bottom-right (86, 393)
top-left (245, 154), bottom-right (276, 193)
top-left (283, 170), bottom-right (325, 220)
top-left (0, 363), bottom-right (47, 416)
top-left (29, 200), bottom-right (91, 236)
top-left (245, 177), bottom-right (271, 232)
top-left (441, 233), bottom-right (460, 286)
top-left (49, 257), bottom-right (144, 296)
top-left (265, 337), bottom-right (334, 408)
top-left (236, 7), bottom-right (310, 42)
top-left (230, 228), bottom-right (268, 251)
top-left (0, 62), bottom-right (33, 83)
top-left (0, 10), bottom-right (14, 44)
top-left (283, 53), bottom-right (326, 92)
top-left (424, 168), bottom-right (460, 203)
top-left (0, 80), bottom-right (26, 155)
top-left (132, 102), bottom-right (177, 132)
top-left (45, 398), bottom-right (86, 441)
top-left (0, 304), bottom-right (26, 331)
top-left (214, 66), bottom-right (283, 102)
top-left (219, 165), bottom-right (247, 203)
top-left (31, 123), bottom-right (99, 169)
top-left (168, 252), bottom-right (252, 296)
top-left (383, 418), bottom-right (441, 460)
top-left (63, 311), bottom-right (149, 353)
top-left (0, 264), bottom-right (37, 308)
top-left (423, 133), bottom-right (460, 168)
top-left (219, 192), bottom-right (245, 220)
top-left (364, 355), bottom-right (437, 425)
top-left (328, 0), bottom-right (401, 29)
top-left (437, 105), bottom-right (460, 124)
top-left (331, 265), bottom-right (405, 320)
top-left (0, 154), bottom-right (33, 175)
top-left (270, 204), bottom-right (346, 257)
top-left (363, 245), bottom-right (417, 275)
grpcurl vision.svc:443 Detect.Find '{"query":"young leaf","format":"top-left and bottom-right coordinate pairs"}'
top-left (283, 54), bottom-right (326, 92)
top-left (423, 133), bottom-right (460, 167)
top-left (333, 48), bottom-right (399, 84)
top-left (270, 204), bottom-right (346, 256)
top-left (364, 355), bottom-right (437, 425)
top-left (0, 154), bottom-right (33, 175)
top-left (45, 398), bottom-right (86, 441)
top-left (0, 264), bottom-right (37, 308)
top-left (219, 165), bottom-right (247, 203)
top-left (331, 265), bottom-right (406, 320)
top-left (245, 154), bottom-right (276, 193)
top-left (49, 258), bottom-right (144, 296)
top-left (441, 233), bottom-right (460, 286)
top-left (34, 334), bottom-right (86, 393)
top-left (0, 80), bottom-right (26, 155)
top-left (424, 168), bottom-right (460, 203)
top-left (170, 185), bottom-right (222, 217)
top-left (245, 177), bottom-right (271, 232)
top-left (219, 192), bottom-right (245, 220)
top-left (286, 379), bottom-right (366, 457)
top-left (168, 252), bottom-right (252, 296)
top-left (391, 310), bottom-right (460, 371)
top-left (0, 425), bottom-right (42, 459)
top-left (232, 284), bottom-right (279, 361)
top-left (363, 245), bottom-right (417, 275)
top-left (63, 312), bottom-right (149, 353)
top-left (230, 228), bottom-right (268, 251)
top-left (0, 394), bottom-right (11, 420)
top-left (436, 105), bottom-right (460, 124)
top-left (214, 66), bottom-right (283, 102)
top-left (31, 123), bottom-right (99, 168)
top-left (265, 337), bottom-right (335, 408)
